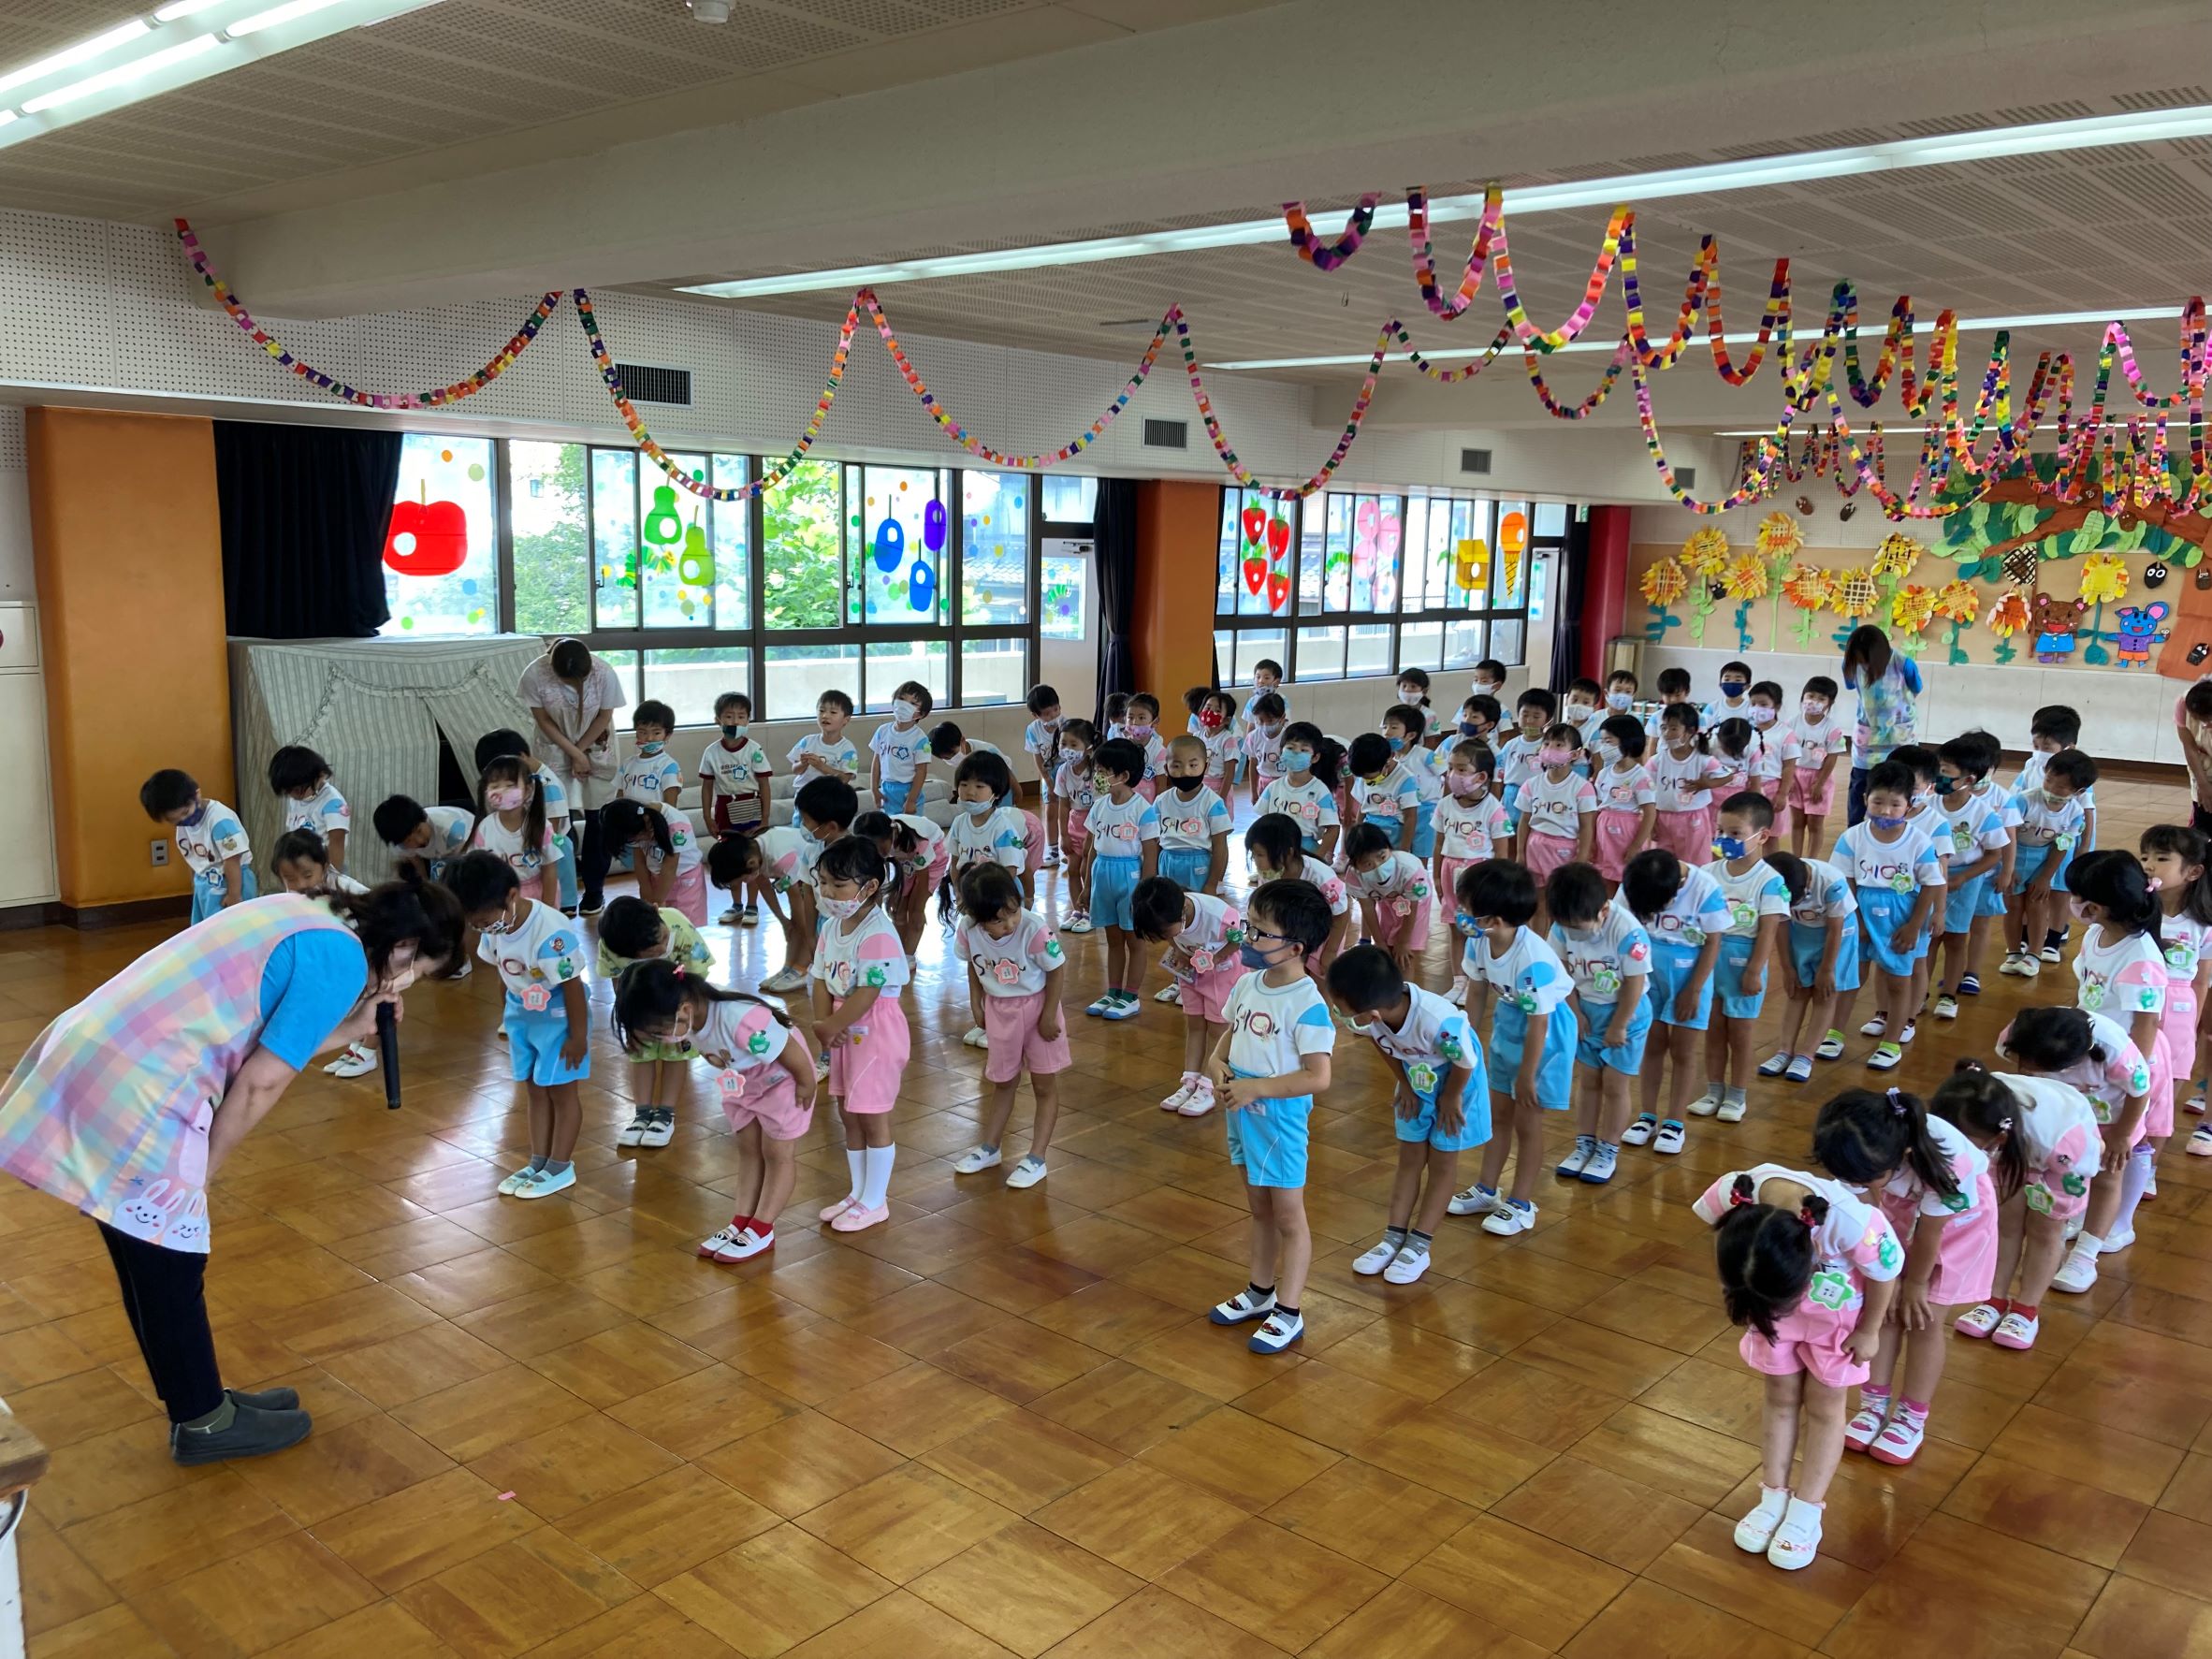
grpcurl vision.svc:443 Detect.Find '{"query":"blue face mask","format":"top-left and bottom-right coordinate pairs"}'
top-left (1714, 835), bottom-right (1748, 860)
top-left (1455, 911), bottom-right (1480, 934)
top-left (639, 741), bottom-right (664, 756)
top-left (962, 798), bottom-right (992, 818)
top-left (1239, 940), bottom-right (1275, 969)
top-left (1868, 813), bottom-right (1907, 831)
top-left (1720, 680), bottom-right (1748, 699)
top-left (1459, 721), bottom-right (1482, 738)
top-left (1280, 747), bottom-right (1313, 772)
top-left (1387, 735), bottom-right (1405, 752)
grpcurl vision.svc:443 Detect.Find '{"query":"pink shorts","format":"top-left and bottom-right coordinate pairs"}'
top-left (2027, 1158), bottom-right (2093, 1222)
top-left (719, 1063), bottom-right (812, 1141)
top-left (2146, 1024), bottom-right (2178, 1142)
top-left (1788, 764), bottom-right (1837, 818)
top-left (1438, 856), bottom-right (1476, 917)
top-left (1754, 776), bottom-right (1794, 840)
top-left (1591, 810), bottom-right (1643, 883)
top-left (1375, 895), bottom-right (1433, 954)
top-left (1739, 1291), bottom-right (1867, 1389)
top-left (1523, 830), bottom-right (1578, 885)
top-left (981, 989), bottom-right (1071, 1083)
top-left (827, 994), bottom-right (910, 1113)
top-left (1021, 812), bottom-right (1045, 877)
top-left (667, 862), bottom-right (709, 926)
top-left (1878, 1177), bottom-right (1997, 1308)
top-left (1651, 808), bottom-right (1715, 867)
top-left (1179, 961), bottom-right (1248, 1025)
top-left (516, 872), bottom-right (545, 904)
top-left (920, 853), bottom-right (950, 896)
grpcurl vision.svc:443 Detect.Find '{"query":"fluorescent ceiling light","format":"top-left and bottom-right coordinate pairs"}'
top-left (0, 21), bottom-right (149, 95)
top-left (1201, 306), bottom-right (2190, 371)
top-left (0, 1), bottom-right (445, 150)
top-left (680, 104), bottom-right (2212, 301)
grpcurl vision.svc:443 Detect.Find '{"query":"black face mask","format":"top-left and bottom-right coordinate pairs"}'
top-left (1171, 778), bottom-right (1204, 795)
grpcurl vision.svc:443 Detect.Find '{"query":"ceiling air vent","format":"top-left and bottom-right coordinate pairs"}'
top-left (1460, 446), bottom-right (1492, 475)
top-left (617, 364), bottom-right (692, 405)
top-left (1143, 418), bottom-right (1188, 450)
top-left (1677, 465), bottom-right (1697, 490)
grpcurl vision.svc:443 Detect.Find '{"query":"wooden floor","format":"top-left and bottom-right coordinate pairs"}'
top-left (9, 778), bottom-right (2212, 1658)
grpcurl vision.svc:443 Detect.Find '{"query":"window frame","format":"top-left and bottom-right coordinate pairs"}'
top-left (1212, 485), bottom-right (1555, 682)
top-left (422, 433), bottom-right (1049, 720)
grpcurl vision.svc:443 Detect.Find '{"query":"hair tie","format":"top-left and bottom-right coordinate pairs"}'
top-left (1798, 1205), bottom-right (1821, 1230)
top-left (2147, 876), bottom-right (2164, 893)
top-left (1997, 1114), bottom-right (2015, 1132)
top-left (1728, 1185), bottom-right (1755, 1208)
top-left (1886, 1087), bottom-right (1908, 1116)
top-left (671, 963), bottom-right (685, 979)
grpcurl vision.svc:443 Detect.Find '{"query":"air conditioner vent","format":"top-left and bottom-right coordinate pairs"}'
top-left (616, 363), bottom-right (691, 405)
top-left (1143, 418), bottom-right (1188, 449)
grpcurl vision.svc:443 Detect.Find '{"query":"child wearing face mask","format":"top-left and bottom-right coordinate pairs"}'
top-left (142, 768), bottom-right (255, 922)
top-left (1433, 740), bottom-right (1509, 1005)
top-left (600, 797), bottom-right (708, 926)
top-left (1787, 675), bottom-right (1849, 856)
top-left (597, 895), bottom-right (717, 1151)
top-left (1152, 737), bottom-right (1234, 1005)
top-left (1705, 661), bottom-right (1754, 730)
top-left (1707, 718), bottom-right (1759, 808)
top-left (2019, 705), bottom-right (2095, 966)
top-left (1055, 719), bottom-right (1099, 933)
top-left (1643, 667), bottom-right (1695, 743)
top-left (1495, 690), bottom-right (1557, 847)
top-left (1243, 691), bottom-right (1289, 806)
top-left (1135, 873), bottom-right (1248, 1118)
top-left (1084, 739), bottom-right (1161, 1017)
top-left (952, 864), bottom-right (1070, 1187)
top-left (1245, 812), bottom-right (1353, 981)
top-left (1590, 716), bottom-right (1658, 884)
top-left (2002, 748), bottom-right (2098, 980)
top-left (1196, 691), bottom-right (1240, 795)
top-left (1763, 850), bottom-right (1858, 1084)
top-left (613, 959), bottom-right (816, 1262)
top-left (1386, 705), bottom-right (1443, 857)
top-left (810, 836), bottom-right (912, 1234)
top-left (948, 752), bottom-right (1032, 1045)
top-left (469, 756), bottom-right (556, 903)
top-left (1394, 667), bottom-right (1433, 733)
top-left (1470, 657), bottom-right (1508, 706)
top-left (1458, 692), bottom-right (1503, 749)
top-left (1605, 669), bottom-right (1639, 720)
top-left (1930, 737), bottom-right (2013, 1022)
top-left (2140, 825), bottom-right (2212, 1158)
top-left (1831, 761), bottom-right (1946, 1072)
top-left (1547, 860), bottom-right (1652, 1185)
top-left (762, 776), bottom-right (859, 994)
top-left (852, 808), bottom-right (946, 957)
top-left (701, 694), bottom-right (771, 921)
top-left (1562, 678), bottom-right (1607, 752)
top-left (1345, 822), bottom-right (1435, 982)
top-left (1025, 684), bottom-right (1066, 868)
top-left (1743, 682), bottom-right (1799, 841)
top-left (1620, 848), bottom-right (1730, 1157)
top-left (1180, 685), bottom-right (1210, 740)
top-left (1259, 721), bottom-right (1343, 860)
top-left (1346, 732), bottom-right (1421, 857)
top-left (618, 701), bottom-right (685, 808)
top-left (1102, 691), bottom-right (1131, 741)
top-left (1691, 793), bottom-right (1789, 1126)
top-left (1124, 692), bottom-right (1170, 800)
top-left (869, 680), bottom-right (934, 814)
top-left (1650, 705), bottom-right (1731, 867)
top-left (1507, 722), bottom-right (1597, 895)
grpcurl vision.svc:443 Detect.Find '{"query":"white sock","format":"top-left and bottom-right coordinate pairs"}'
top-left (844, 1148), bottom-right (866, 1201)
top-left (860, 1143), bottom-right (896, 1210)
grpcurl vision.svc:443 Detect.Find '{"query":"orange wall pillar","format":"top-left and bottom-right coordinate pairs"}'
top-left (28, 408), bottom-right (230, 915)
top-left (1132, 480), bottom-right (1221, 705)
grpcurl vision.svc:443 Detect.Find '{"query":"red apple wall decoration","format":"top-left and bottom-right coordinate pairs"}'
top-left (385, 491), bottom-right (469, 576)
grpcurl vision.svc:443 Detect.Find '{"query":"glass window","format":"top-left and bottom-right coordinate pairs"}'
top-left (763, 458), bottom-right (843, 631)
top-left (711, 454), bottom-right (750, 633)
top-left (591, 448), bottom-right (639, 632)
top-left (962, 637), bottom-right (1026, 706)
top-left (1371, 497), bottom-right (1403, 613)
top-left (381, 434), bottom-right (497, 636)
top-left (764, 642), bottom-right (860, 721)
top-left (1295, 625), bottom-right (1346, 680)
top-left (1041, 544), bottom-right (1087, 641)
top-left (1492, 501), bottom-right (1532, 611)
top-left (1399, 619), bottom-right (1443, 671)
top-left (641, 450), bottom-right (708, 629)
top-left (866, 638), bottom-right (948, 714)
top-left (598, 648), bottom-right (640, 709)
top-left (509, 440), bottom-right (587, 636)
top-left (1491, 618), bottom-right (1526, 666)
top-left (858, 466), bottom-right (944, 627)
top-left (1041, 473), bottom-right (1097, 524)
top-left (645, 646), bottom-right (752, 726)
top-left (1445, 618), bottom-right (1487, 669)
top-left (1534, 501), bottom-right (1568, 537)
top-left (1221, 488), bottom-right (1290, 618)
top-left (961, 472), bottom-right (1029, 626)
top-left (1347, 622), bottom-right (1394, 679)
top-left (1233, 629), bottom-right (1287, 684)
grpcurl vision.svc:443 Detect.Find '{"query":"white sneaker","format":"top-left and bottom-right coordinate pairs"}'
top-left (763, 966), bottom-right (809, 993)
top-left (2041, 943), bottom-right (2063, 964)
top-left (697, 1224), bottom-right (773, 1262)
top-left (2100, 1227), bottom-right (2136, 1254)
top-left (719, 906), bottom-right (743, 924)
top-left (1579, 1142), bottom-right (1619, 1184)
top-left (1767, 1496), bottom-right (1823, 1569)
top-left (639, 1108), bottom-right (676, 1148)
top-left (1447, 1183), bottom-right (1505, 1216)
top-left (1062, 910), bottom-right (1094, 935)
top-left (1162, 1074), bottom-right (1199, 1112)
top-left (1210, 1287), bottom-right (1276, 1326)
top-left (2017, 955), bottom-right (2043, 979)
top-left (1898, 1020), bottom-right (1917, 1046)
top-left (1620, 1113), bottom-right (1657, 1146)
top-left (1042, 847), bottom-right (1063, 868)
top-left (324, 1043), bottom-right (378, 1079)
top-left (1383, 1244), bottom-right (1431, 1284)
top-left (962, 1026), bottom-right (989, 1049)
top-left (1354, 1237), bottom-right (1403, 1275)
top-left (452, 960), bottom-right (473, 980)
top-left (953, 1144), bottom-right (1003, 1175)
top-left (1653, 1120), bottom-right (1688, 1156)
top-left (1481, 1199), bottom-right (1535, 1236)
top-left (1555, 1135), bottom-right (1595, 1178)
top-left (497, 1165), bottom-right (538, 1196)
top-left (2000, 951), bottom-right (2030, 977)
top-left (1004, 1157), bottom-right (1048, 1189)
top-left (1734, 1485), bottom-right (1789, 1553)
top-left (618, 1110), bottom-right (651, 1148)
top-left (1446, 977), bottom-right (1469, 1007)
top-left (2051, 1246), bottom-right (2100, 1293)
top-left (1176, 1084), bottom-right (1217, 1118)
top-left (1716, 1096), bottom-right (1748, 1123)
top-left (1685, 1088), bottom-right (1723, 1117)
top-left (1859, 1014), bottom-right (1888, 1039)
top-left (1247, 1310), bottom-right (1304, 1354)
top-left (2191, 1126), bottom-right (2212, 1157)
top-left (1154, 983), bottom-right (1184, 1004)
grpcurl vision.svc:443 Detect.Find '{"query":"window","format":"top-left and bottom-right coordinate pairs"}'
top-left (1041, 473), bottom-right (1097, 524)
top-left (858, 466), bottom-right (945, 626)
top-left (381, 435), bottom-right (497, 636)
top-left (510, 441), bottom-right (587, 635)
top-left (1040, 540), bottom-right (1088, 641)
top-left (1213, 484), bottom-right (1555, 685)
top-left (764, 458), bottom-right (844, 631)
top-left (960, 471), bottom-right (1028, 627)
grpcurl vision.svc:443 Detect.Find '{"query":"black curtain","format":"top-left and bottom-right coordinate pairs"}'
top-left (1093, 477), bottom-right (1140, 725)
top-left (215, 422), bottom-right (401, 638)
top-left (1549, 514), bottom-right (1592, 691)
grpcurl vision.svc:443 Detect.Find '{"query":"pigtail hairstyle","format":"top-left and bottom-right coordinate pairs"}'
top-left (1711, 716), bottom-right (1754, 764)
top-left (2141, 823), bottom-right (2212, 925)
top-left (2066, 848), bottom-right (2164, 951)
top-left (815, 832), bottom-right (900, 907)
top-left (1813, 1087), bottom-right (1959, 1203)
top-left (1933, 1061), bottom-right (2027, 1202)
top-left (610, 958), bottom-right (790, 1055)
top-left (1711, 1173), bottom-right (1819, 1343)
top-left (1662, 702), bottom-right (1708, 755)
top-left (474, 754), bottom-right (547, 854)
top-left (599, 797), bottom-right (674, 861)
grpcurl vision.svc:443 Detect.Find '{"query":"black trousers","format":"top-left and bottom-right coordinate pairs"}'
top-left (2195, 801), bottom-right (2212, 838)
top-left (577, 807), bottom-right (611, 909)
top-left (99, 1222), bottom-right (224, 1424)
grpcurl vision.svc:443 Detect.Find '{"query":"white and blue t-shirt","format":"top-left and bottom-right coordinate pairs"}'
top-left (1789, 857), bottom-right (1859, 930)
top-left (618, 747), bottom-right (684, 807)
top-left (1638, 862), bottom-right (1734, 952)
top-left (1367, 983), bottom-right (1482, 1099)
top-left (1084, 791), bottom-right (1159, 860)
top-left (283, 780), bottom-right (349, 841)
top-left (1712, 857), bottom-right (1791, 939)
top-left (1223, 971), bottom-right (1335, 1089)
top-left (1157, 784), bottom-right (1232, 851)
top-left (1550, 905), bottom-right (1653, 1006)
top-left (870, 720), bottom-right (929, 784)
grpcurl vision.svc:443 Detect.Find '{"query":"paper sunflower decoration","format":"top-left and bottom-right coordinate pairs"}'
top-left (1889, 584), bottom-right (1937, 632)
top-left (1640, 557), bottom-right (1689, 605)
top-left (1873, 532), bottom-right (1926, 578)
top-left (2002, 546), bottom-right (2041, 588)
top-left (1681, 528), bottom-right (1731, 575)
top-left (1986, 590), bottom-right (2030, 638)
top-left (1783, 564), bottom-right (1839, 611)
top-left (2078, 553), bottom-right (2129, 605)
top-left (1722, 553), bottom-right (1770, 601)
top-left (1833, 571), bottom-right (1880, 618)
top-left (1754, 511), bottom-right (1804, 560)
top-left (1931, 580), bottom-right (1981, 624)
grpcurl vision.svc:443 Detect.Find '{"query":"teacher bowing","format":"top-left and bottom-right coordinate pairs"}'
top-left (0, 872), bottom-right (462, 1465)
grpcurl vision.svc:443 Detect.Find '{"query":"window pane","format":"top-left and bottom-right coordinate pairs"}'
top-left (1347, 622), bottom-right (1394, 679)
top-left (1215, 629), bottom-right (1234, 677)
top-left (763, 458), bottom-right (844, 631)
top-left (646, 647), bottom-right (752, 726)
top-left (381, 434), bottom-right (497, 636)
top-left (641, 451), bottom-right (708, 629)
top-left (1399, 619), bottom-right (1443, 670)
top-left (962, 637), bottom-right (1026, 706)
top-left (1295, 625), bottom-right (1346, 680)
top-left (598, 649), bottom-right (640, 710)
top-left (591, 448), bottom-right (639, 631)
top-left (1041, 546), bottom-right (1087, 641)
top-left (507, 440), bottom-right (587, 636)
top-left (1234, 629), bottom-right (1287, 683)
top-left (961, 472), bottom-right (1029, 626)
top-left (1398, 498), bottom-right (1430, 613)
top-left (1491, 618), bottom-right (1526, 665)
top-left (1216, 493), bottom-right (1239, 613)
top-left (712, 454), bottom-right (751, 632)
top-left (1534, 501), bottom-right (1568, 537)
top-left (859, 465), bottom-right (944, 627)
top-left (1041, 473), bottom-right (1097, 524)
top-left (865, 638), bottom-right (948, 714)
top-left (1228, 488), bottom-right (1284, 618)
top-left (764, 643), bottom-right (859, 721)
top-left (1451, 500), bottom-right (1494, 613)
top-left (1492, 501), bottom-right (1532, 610)
top-left (1444, 618), bottom-right (1487, 669)
top-left (1371, 497), bottom-right (1403, 613)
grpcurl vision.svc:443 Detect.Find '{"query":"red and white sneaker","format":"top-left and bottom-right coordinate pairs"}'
top-left (1990, 1308), bottom-right (2040, 1349)
top-left (1843, 1398), bottom-right (1889, 1452)
top-left (1869, 1411), bottom-right (1925, 1465)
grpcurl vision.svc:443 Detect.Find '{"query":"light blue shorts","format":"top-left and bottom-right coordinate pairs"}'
top-left (1944, 872), bottom-right (1997, 935)
top-left (1492, 1000), bottom-right (1577, 1112)
top-left (1857, 887), bottom-right (1926, 977)
top-left (1226, 1070), bottom-right (1313, 1187)
top-left (1574, 997), bottom-right (1652, 1072)
top-left (2012, 842), bottom-right (2057, 895)
top-left (1717, 934), bottom-right (1768, 1022)
top-left (1160, 847), bottom-right (1210, 892)
top-left (505, 1001), bottom-right (589, 1087)
top-left (2048, 836), bottom-right (2086, 894)
top-left (1090, 853), bottom-right (1142, 931)
top-left (1395, 1083), bottom-right (1491, 1153)
top-left (1646, 939), bottom-right (1716, 1031)
top-left (190, 865), bottom-right (257, 924)
top-left (878, 777), bottom-right (917, 815)
top-left (1786, 920), bottom-right (1862, 994)
top-left (1411, 803), bottom-right (1437, 861)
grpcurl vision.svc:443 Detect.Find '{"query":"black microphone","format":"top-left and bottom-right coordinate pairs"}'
top-left (376, 1000), bottom-right (400, 1111)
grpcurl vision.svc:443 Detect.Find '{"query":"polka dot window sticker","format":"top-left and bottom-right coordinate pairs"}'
top-left (467, 463), bottom-right (485, 481)
top-left (439, 448), bottom-right (453, 462)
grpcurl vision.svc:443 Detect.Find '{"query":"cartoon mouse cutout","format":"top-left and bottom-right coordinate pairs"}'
top-left (2114, 602), bottom-right (2170, 668)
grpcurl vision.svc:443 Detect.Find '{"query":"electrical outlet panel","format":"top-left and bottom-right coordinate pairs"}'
top-left (150, 839), bottom-right (168, 866)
